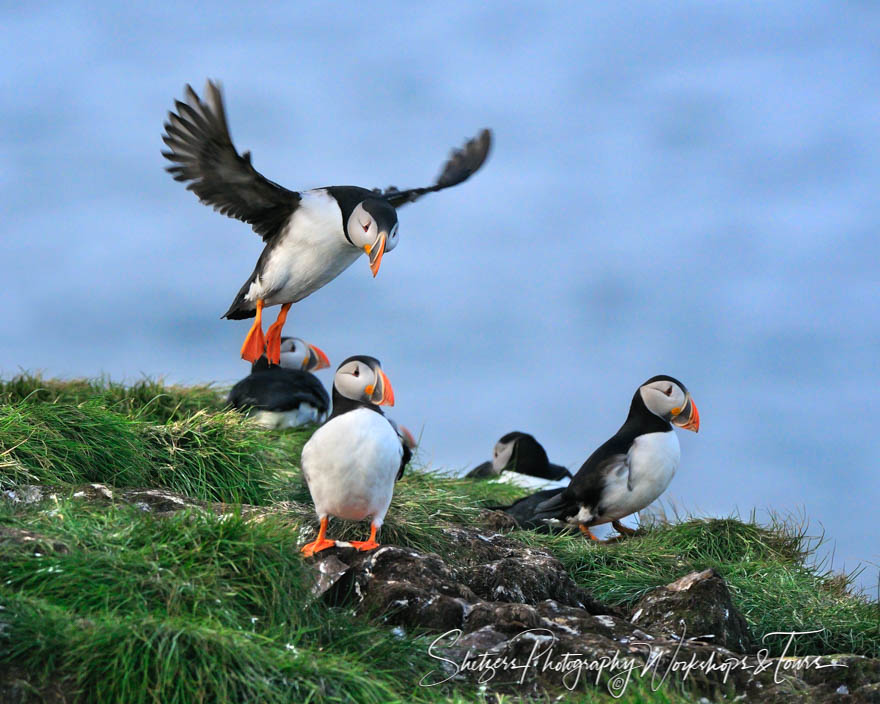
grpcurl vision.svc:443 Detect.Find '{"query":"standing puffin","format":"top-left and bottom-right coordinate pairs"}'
top-left (300, 355), bottom-right (401, 556)
top-left (162, 81), bottom-right (492, 364)
top-left (227, 337), bottom-right (330, 428)
top-left (466, 431), bottom-right (572, 483)
top-left (530, 375), bottom-right (700, 539)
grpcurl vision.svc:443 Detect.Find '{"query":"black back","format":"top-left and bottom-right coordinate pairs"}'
top-left (500, 432), bottom-right (572, 480)
top-left (465, 461), bottom-right (497, 479)
top-left (561, 385), bottom-right (673, 512)
top-left (227, 365), bottom-right (329, 415)
top-left (495, 488), bottom-right (567, 531)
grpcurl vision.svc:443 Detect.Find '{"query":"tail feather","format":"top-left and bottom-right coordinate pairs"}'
top-left (222, 272), bottom-right (257, 320)
top-left (531, 490), bottom-right (579, 523)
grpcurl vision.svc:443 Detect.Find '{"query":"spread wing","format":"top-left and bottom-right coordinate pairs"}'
top-left (376, 128), bottom-right (492, 208)
top-left (162, 80), bottom-right (301, 242)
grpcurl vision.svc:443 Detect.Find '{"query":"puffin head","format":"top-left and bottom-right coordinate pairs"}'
top-left (333, 355), bottom-right (395, 406)
top-left (638, 375), bottom-right (700, 432)
top-left (346, 198), bottom-right (399, 277)
top-left (277, 337), bottom-right (331, 371)
top-left (491, 431), bottom-right (544, 473)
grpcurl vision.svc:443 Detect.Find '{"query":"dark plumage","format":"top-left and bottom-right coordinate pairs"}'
top-left (228, 363), bottom-right (329, 416)
top-left (497, 376), bottom-right (700, 539)
top-left (227, 336), bottom-right (330, 428)
top-left (466, 431), bottom-right (572, 481)
top-left (162, 81), bottom-right (492, 366)
top-left (495, 488), bottom-right (565, 531)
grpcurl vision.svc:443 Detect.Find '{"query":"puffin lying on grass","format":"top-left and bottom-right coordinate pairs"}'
top-left (502, 375), bottom-right (699, 539)
top-left (227, 336), bottom-right (330, 428)
top-left (300, 356), bottom-right (401, 556)
top-left (162, 80), bottom-right (492, 365)
top-left (467, 431), bottom-right (572, 485)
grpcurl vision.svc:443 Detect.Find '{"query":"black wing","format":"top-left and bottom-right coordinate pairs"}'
top-left (496, 488), bottom-right (566, 530)
top-left (228, 369), bottom-right (329, 414)
top-left (162, 80), bottom-right (301, 242)
top-left (377, 129), bottom-right (492, 208)
top-left (465, 461), bottom-right (498, 479)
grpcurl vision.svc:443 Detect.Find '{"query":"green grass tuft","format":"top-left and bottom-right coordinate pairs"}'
top-left (1, 374), bottom-right (878, 703)
top-left (515, 516), bottom-right (880, 657)
top-left (0, 396), bottom-right (312, 504)
top-left (0, 373), bottom-right (227, 424)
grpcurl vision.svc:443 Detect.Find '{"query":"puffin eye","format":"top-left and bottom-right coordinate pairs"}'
top-left (664, 386), bottom-right (673, 396)
top-left (361, 220), bottom-right (371, 232)
top-left (353, 367), bottom-right (360, 377)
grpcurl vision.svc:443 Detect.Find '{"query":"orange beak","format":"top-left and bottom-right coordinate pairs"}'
top-left (304, 343), bottom-right (330, 371)
top-left (365, 232), bottom-right (387, 277)
top-left (672, 396), bottom-right (700, 433)
top-left (370, 367), bottom-right (395, 406)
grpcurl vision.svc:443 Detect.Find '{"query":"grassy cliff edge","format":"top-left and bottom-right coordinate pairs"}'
top-left (0, 374), bottom-right (877, 703)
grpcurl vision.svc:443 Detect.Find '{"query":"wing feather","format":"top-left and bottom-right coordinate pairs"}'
top-left (377, 128), bottom-right (492, 208)
top-left (162, 80), bottom-right (301, 241)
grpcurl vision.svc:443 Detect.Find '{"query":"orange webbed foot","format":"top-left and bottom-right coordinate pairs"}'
top-left (348, 539), bottom-right (380, 552)
top-left (300, 516), bottom-right (334, 557)
top-left (579, 524), bottom-right (603, 542)
top-left (349, 524), bottom-right (380, 552)
top-left (300, 537), bottom-right (336, 557)
top-left (612, 520), bottom-right (637, 537)
top-left (264, 303), bottom-right (291, 365)
top-left (240, 300), bottom-right (266, 363)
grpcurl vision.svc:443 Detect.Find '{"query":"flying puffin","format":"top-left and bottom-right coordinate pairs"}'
top-left (528, 375), bottom-right (700, 540)
top-left (227, 336), bottom-right (330, 428)
top-left (162, 81), bottom-right (492, 365)
top-left (467, 431), bottom-right (572, 483)
top-left (300, 355), bottom-right (401, 556)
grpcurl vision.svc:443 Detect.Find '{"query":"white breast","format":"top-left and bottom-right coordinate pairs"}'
top-left (301, 408), bottom-right (402, 525)
top-left (248, 189), bottom-right (362, 305)
top-left (248, 405), bottom-right (323, 429)
top-left (594, 431), bottom-right (680, 523)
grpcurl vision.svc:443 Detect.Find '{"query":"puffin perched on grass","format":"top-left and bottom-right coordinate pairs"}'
top-left (227, 336), bottom-right (330, 428)
top-left (467, 431), bottom-right (572, 483)
top-left (162, 81), bottom-right (492, 364)
top-left (300, 355), bottom-right (400, 556)
top-left (527, 375), bottom-right (699, 539)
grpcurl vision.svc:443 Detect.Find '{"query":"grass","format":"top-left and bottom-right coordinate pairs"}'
top-left (0, 374), bottom-right (878, 703)
top-left (0, 373), bottom-right (227, 424)
top-left (516, 514), bottom-right (880, 657)
top-left (0, 397), bottom-right (302, 504)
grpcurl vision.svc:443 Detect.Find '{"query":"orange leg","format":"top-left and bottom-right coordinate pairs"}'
top-left (579, 524), bottom-right (602, 541)
top-left (264, 302), bottom-right (291, 366)
top-left (240, 300), bottom-right (266, 363)
top-left (349, 523), bottom-right (380, 552)
top-left (300, 516), bottom-right (336, 557)
top-left (612, 520), bottom-right (637, 536)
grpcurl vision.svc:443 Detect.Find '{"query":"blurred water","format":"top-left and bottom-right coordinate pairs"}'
top-left (2, 2), bottom-right (878, 593)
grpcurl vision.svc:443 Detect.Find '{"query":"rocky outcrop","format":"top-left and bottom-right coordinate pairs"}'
top-left (630, 567), bottom-right (754, 652)
top-left (5, 484), bottom-right (878, 702)
top-left (308, 546), bottom-right (880, 701)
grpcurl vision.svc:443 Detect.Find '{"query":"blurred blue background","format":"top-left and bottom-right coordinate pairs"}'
top-left (2, 3), bottom-right (878, 592)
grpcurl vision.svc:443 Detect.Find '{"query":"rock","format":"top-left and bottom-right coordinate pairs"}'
top-left (0, 526), bottom-right (69, 555)
top-left (630, 568), bottom-right (754, 652)
top-left (2, 485), bottom-right (46, 504)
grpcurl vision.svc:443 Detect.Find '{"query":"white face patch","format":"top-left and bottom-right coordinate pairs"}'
top-left (278, 337), bottom-right (309, 370)
top-left (639, 380), bottom-right (686, 419)
top-left (492, 439), bottom-right (515, 471)
top-left (384, 222), bottom-right (400, 252)
top-left (346, 203), bottom-right (378, 250)
top-left (334, 360), bottom-right (377, 402)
